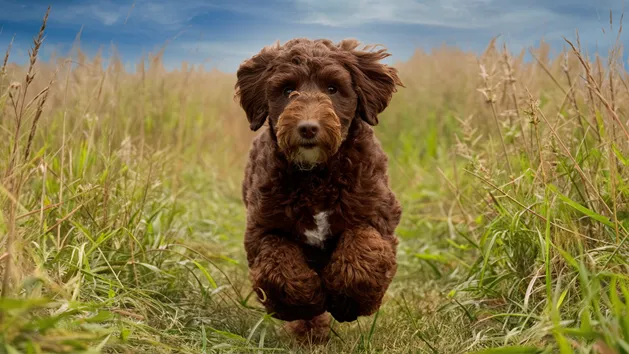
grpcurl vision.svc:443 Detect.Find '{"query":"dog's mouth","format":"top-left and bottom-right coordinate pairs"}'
top-left (299, 142), bottom-right (318, 149)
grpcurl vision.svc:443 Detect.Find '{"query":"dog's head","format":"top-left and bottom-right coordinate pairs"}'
top-left (235, 38), bottom-right (403, 170)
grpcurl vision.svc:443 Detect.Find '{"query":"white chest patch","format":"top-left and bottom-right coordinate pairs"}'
top-left (304, 211), bottom-right (331, 248)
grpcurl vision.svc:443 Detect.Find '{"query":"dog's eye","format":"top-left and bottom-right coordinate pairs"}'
top-left (283, 87), bottom-right (295, 97)
top-left (327, 85), bottom-right (338, 94)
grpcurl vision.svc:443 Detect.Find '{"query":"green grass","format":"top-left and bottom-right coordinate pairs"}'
top-left (1, 8), bottom-right (629, 354)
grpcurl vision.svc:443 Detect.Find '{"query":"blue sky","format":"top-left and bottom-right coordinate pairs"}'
top-left (0, 0), bottom-right (626, 73)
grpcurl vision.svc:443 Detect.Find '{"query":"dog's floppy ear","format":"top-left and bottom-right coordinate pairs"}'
top-left (338, 39), bottom-right (404, 126)
top-left (235, 43), bottom-right (280, 131)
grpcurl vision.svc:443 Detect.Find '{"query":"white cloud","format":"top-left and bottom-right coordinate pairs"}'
top-left (160, 39), bottom-right (273, 72)
top-left (285, 0), bottom-right (627, 59)
top-left (0, 0), bottom-right (213, 29)
top-left (291, 0), bottom-right (560, 29)
top-left (70, 3), bottom-right (123, 26)
top-left (178, 40), bottom-right (263, 58)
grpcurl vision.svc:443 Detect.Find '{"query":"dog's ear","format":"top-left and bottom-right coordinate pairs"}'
top-left (338, 39), bottom-right (404, 126)
top-left (235, 44), bottom-right (280, 131)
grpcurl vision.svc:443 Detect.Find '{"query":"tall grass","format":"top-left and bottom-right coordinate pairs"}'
top-left (1, 9), bottom-right (628, 354)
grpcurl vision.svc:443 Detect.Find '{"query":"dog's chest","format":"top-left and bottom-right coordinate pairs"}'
top-left (279, 172), bottom-right (345, 248)
top-left (302, 210), bottom-right (332, 248)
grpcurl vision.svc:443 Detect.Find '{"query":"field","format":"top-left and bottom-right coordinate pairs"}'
top-left (1, 9), bottom-right (629, 354)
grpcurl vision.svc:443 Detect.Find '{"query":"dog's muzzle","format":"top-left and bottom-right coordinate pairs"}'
top-left (276, 92), bottom-right (342, 169)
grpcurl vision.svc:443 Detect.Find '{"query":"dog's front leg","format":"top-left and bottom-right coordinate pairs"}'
top-left (322, 226), bottom-right (398, 322)
top-left (248, 234), bottom-right (326, 321)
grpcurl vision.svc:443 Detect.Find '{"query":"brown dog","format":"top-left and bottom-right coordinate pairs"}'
top-left (235, 38), bottom-right (403, 341)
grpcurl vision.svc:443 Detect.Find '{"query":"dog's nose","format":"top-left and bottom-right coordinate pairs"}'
top-left (298, 121), bottom-right (319, 139)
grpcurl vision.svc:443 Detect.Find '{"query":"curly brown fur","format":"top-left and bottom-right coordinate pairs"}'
top-left (236, 38), bottom-right (403, 328)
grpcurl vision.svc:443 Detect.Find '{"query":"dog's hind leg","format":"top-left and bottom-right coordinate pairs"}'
top-left (282, 312), bottom-right (331, 344)
top-left (249, 235), bottom-right (327, 321)
top-left (322, 226), bottom-right (398, 322)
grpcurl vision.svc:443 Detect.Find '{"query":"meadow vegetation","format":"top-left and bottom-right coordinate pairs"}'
top-left (1, 8), bottom-right (629, 354)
